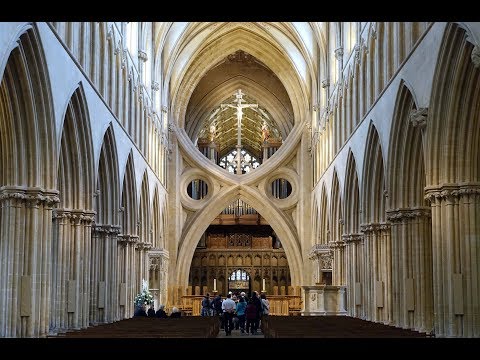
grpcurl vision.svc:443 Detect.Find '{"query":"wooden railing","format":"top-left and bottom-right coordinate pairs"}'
top-left (179, 295), bottom-right (302, 316)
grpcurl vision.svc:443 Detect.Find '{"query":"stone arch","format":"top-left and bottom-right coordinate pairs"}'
top-left (330, 169), bottom-right (345, 286)
top-left (319, 183), bottom-right (329, 244)
top-left (120, 151), bottom-right (138, 236)
top-left (95, 123), bottom-right (119, 226)
top-left (386, 81), bottom-right (433, 333)
top-left (57, 83), bottom-right (95, 210)
top-left (362, 122), bottom-right (386, 224)
top-left (175, 187), bottom-right (303, 287)
top-left (361, 121), bottom-right (391, 324)
top-left (312, 194), bottom-right (319, 247)
top-left (343, 150), bottom-right (362, 317)
top-left (170, 27), bottom-right (309, 128)
top-left (152, 186), bottom-right (160, 249)
top-left (330, 169), bottom-right (343, 244)
top-left (387, 82), bottom-right (427, 209)
top-left (427, 23), bottom-right (480, 186)
top-left (91, 123), bottom-right (120, 324)
top-left (51, 83), bottom-right (95, 332)
top-left (424, 23), bottom-right (480, 337)
top-left (0, 24), bottom-right (57, 338)
top-left (0, 24), bottom-right (56, 189)
top-left (139, 171), bottom-right (151, 246)
top-left (344, 150), bottom-right (360, 234)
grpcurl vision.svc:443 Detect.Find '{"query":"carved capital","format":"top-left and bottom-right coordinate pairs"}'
top-left (472, 45), bottom-right (480, 69)
top-left (386, 207), bottom-right (432, 222)
top-left (321, 78), bottom-right (330, 89)
top-left (138, 50), bottom-right (148, 62)
top-left (93, 224), bottom-right (121, 235)
top-left (425, 183), bottom-right (480, 202)
top-left (409, 108), bottom-right (428, 128)
top-left (114, 40), bottom-right (122, 56)
top-left (334, 47), bottom-right (344, 60)
top-left (151, 81), bottom-right (160, 92)
top-left (308, 243), bottom-right (330, 260)
top-left (0, 187), bottom-right (60, 207)
top-left (342, 233), bottom-right (363, 243)
top-left (361, 222), bottom-right (391, 234)
top-left (353, 44), bottom-right (360, 63)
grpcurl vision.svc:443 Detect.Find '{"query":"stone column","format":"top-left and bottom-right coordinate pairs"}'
top-left (148, 249), bottom-right (169, 308)
top-left (343, 233), bottom-right (363, 317)
top-left (387, 207), bottom-right (433, 334)
top-left (117, 234), bottom-right (138, 319)
top-left (425, 184), bottom-right (480, 337)
top-left (127, 235), bottom-right (139, 318)
top-left (0, 187), bottom-right (59, 338)
top-left (360, 223), bottom-right (392, 324)
top-left (91, 224), bottom-right (121, 324)
top-left (330, 238), bottom-right (346, 286)
top-left (50, 208), bottom-right (95, 333)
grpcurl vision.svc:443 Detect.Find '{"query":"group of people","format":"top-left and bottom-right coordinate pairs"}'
top-left (133, 303), bottom-right (181, 318)
top-left (201, 291), bottom-right (270, 336)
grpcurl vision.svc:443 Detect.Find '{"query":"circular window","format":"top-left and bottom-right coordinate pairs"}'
top-left (271, 178), bottom-right (292, 199)
top-left (187, 179), bottom-right (209, 200)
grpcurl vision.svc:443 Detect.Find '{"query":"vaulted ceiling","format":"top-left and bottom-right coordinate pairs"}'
top-left (156, 22), bottom-right (323, 141)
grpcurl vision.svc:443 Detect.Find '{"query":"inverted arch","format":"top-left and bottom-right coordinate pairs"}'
top-left (176, 186), bottom-right (303, 287)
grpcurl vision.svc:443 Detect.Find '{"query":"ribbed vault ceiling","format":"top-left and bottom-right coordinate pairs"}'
top-left (165, 23), bottom-right (316, 132)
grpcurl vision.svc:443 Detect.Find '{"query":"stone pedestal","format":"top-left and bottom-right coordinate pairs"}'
top-left (301, 285), bottom-right (347, 316)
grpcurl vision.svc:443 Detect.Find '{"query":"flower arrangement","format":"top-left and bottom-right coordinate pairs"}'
top-left (134, 289), bottom-right (154, 307)
top-left (134, 279), bottom-right (154, 307)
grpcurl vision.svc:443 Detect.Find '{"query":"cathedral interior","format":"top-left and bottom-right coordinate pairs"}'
top-left (0, 21), bottom-right (479, 338)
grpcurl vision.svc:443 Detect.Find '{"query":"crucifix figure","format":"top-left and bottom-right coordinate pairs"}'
top-left (220, 89), bottom-right (258, 174)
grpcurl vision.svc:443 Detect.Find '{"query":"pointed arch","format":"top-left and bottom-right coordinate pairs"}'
top-left (0, 24), bottom-right (57, 338)
top-left (319, 182), bottom-right (330, 244)
top-left (0, 25), bottom-right (55, 189)
top-left (95, 123), bottom-right (120, 225)
top-left (427, 23), bottom-right (480, 185)
top-left (330, 169), bottom-right (343, 243)
top-left (386, 81), bottom-right (433, 333)
top-left (388, 82), bottom-right (426, 209)
top-left (57, 83), bottom-right (95, 210)
top-left (311, 193), bottom-right (319, 247)
top-left (362, 122), bottom-right (386, 223)
top-left (152, 185), bottom-right (160, 249)
top-left (344, 150), bottom-right (360, 234)
top-left (120, 151), bottom-right (138, 236)
top-left (139, 171), bottom-right (151, 246)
